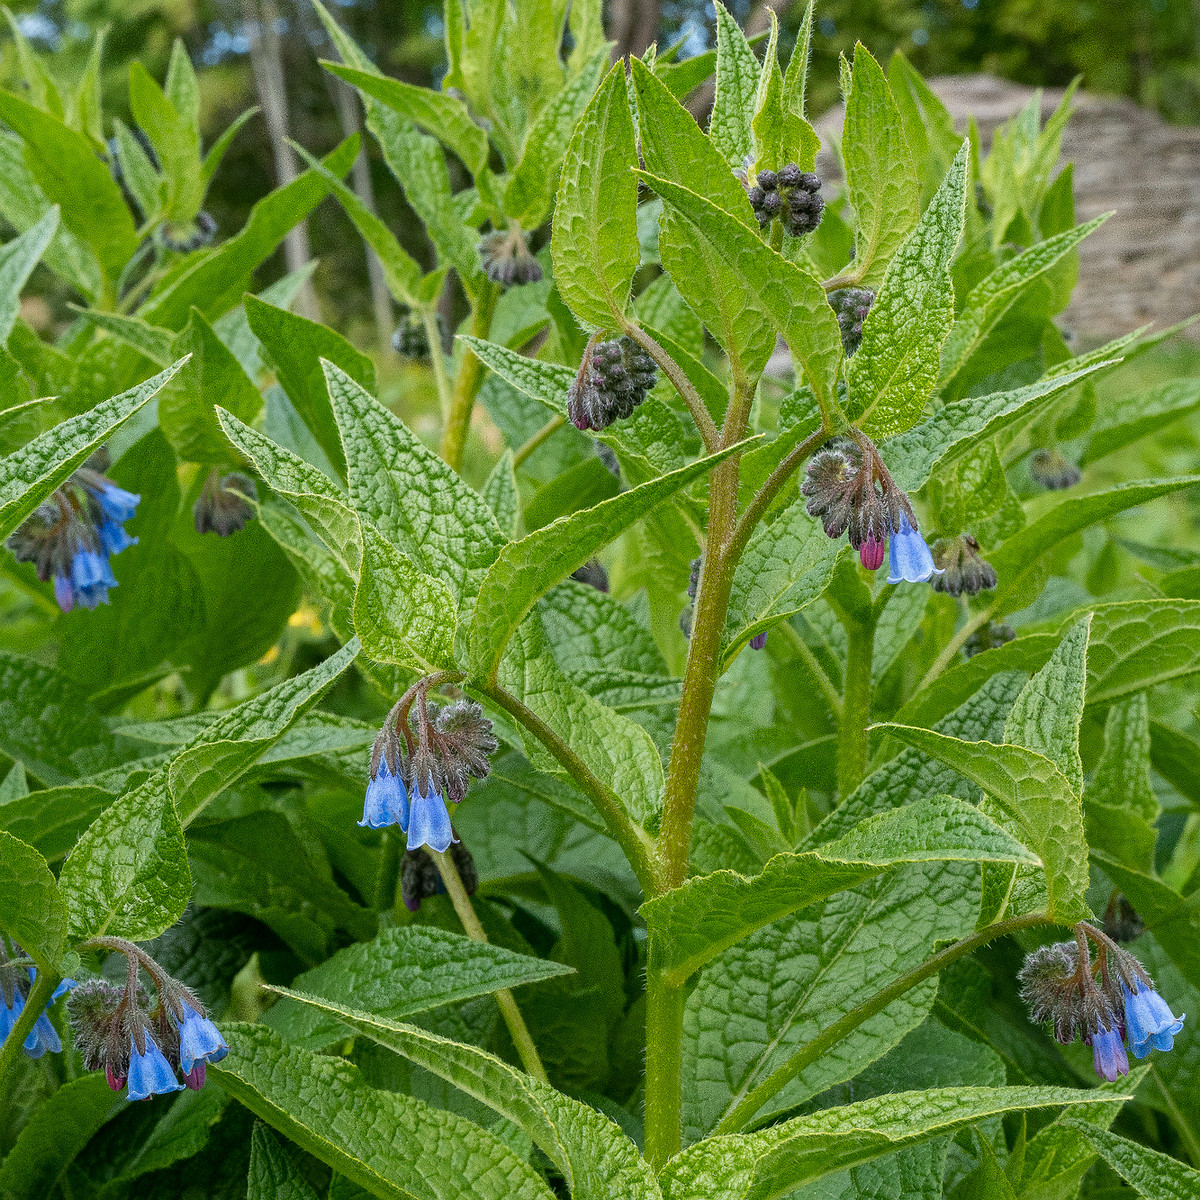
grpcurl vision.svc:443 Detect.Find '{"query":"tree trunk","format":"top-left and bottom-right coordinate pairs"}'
top-left (611, 0), bottom-right (661, 61)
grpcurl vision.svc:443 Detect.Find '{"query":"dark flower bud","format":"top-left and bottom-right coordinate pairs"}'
top-left (762, 192), bottom-right (783, 218)
top-left (746, 163), bottom-right (824, 236)
top-left (962, 621), bottom-right (1016, 658)
top-left (749, 632), bottom-right (768, 650)
top-left (777, 164), bottom-right (801, 189)
top-left (428, 699), bottom-right (499, 804)
top-left (1102, 894), bottom-right (1145, 944)
top-left (827, 288), bottom-right (875, 355)
top-left (159, 211), bottom-right (217, 253)
top-left (401, 840), bottom-right (477, 913)
top-left (931, 534), bottom-right (998, 597)
top-left (756, 169), bottom-right (778, 192)
top-left (687, 556), bottom-right (702, 601)
top-left (1018, 941), bottom-right (1109, 1047)
top-left (859, 532), bottom-right (885, 571)
top-left (567, 338), bottom-right (657, 431)
top-left (392, 312), bottom-right (448, 361)
top-left (747, 185), bottom-right (766, 209)
top-left (193, 470), bottom-right (257, 537)
top-left (571, 559), bottom-right (609, 592)
top-left (68, 979), bottom-right (146, 1073)
top-left (478, 227), bottom-right (542, 287)
top-left (1030, 448), bottom-right (1082, 491)
top-left (801, 445), bottom-right (858, 540)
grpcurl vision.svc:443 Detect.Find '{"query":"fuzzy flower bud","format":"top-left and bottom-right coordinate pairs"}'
top-left (1030, 448), bottom-right (1082, 491)
top-left (801, 445), bottom-right (859, 541)
top-left (401, 841), bottom-right (477, 913)
top-left (568, 338), bottom-right (657, 432)
top-left (159, 211), bottom-right (217, 254)
top-left (746, 163), bottom-right (824, 236)
top-left (478, 227), bottom-right (542, 287)
top-left (931, 534), bottom-right (997, 597)
top-left (827, 288), bottom-right (875, 355)
top-left (392, 311), bottom-right (448, 361)
top-left (193, 470), bottom-right (257, 537)
top-left (570, 560), bottom-right (609, 592)
top-left (963, 621), bottom-right (1016, 658)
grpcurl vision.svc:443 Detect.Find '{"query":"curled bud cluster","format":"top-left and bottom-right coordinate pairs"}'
top-left (568, 338), bottom-right (657, 432)
top-left (401, 841), bottom-right (478, 913)
top-left (478, 227), bottom-right (542, 287)
top-left (6, 449), bottom-right (139, 612)
top-left (1018, 924), bottom-right (1185, 1083)
top-left (392, 311), bottom-right (448, 361)
top-left (962, 620), bottom-right (1015, 658)
top-left (1030, 448), bottom-right (1082, 491)
top-left (65, 939), bottom-right (227, 1100)
top-left (931, 534), bottom-right (997, 597)
top-left (193, 469), bottom-right (257, 537)
top-left (362, 693), bottom-right (497, 854)
top-left (159, 211), bottom-right (217, 253)
top-left (801, 437), bottom-right (942, 584)
top-left (746, 164), bottom-right (824, 237)
top-left (827, 288), bottom-right (874, 355)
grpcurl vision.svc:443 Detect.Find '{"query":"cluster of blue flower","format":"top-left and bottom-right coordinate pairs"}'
top-left (0, 966), bottom-right (75, 1058)
top-left (6, 453), bottom-right (140, 612)
top-left (360, 757), bottom-right (458, 854)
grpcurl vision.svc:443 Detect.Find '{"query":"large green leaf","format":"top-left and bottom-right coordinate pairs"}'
top-left (0, 206), bottom-right (58, 345)
top-left (637, 171), bottom-right (842, 409)
top-left (210, 1025), bottom-right (556, 1200)
top-left (1081, 378), bottom-right (1200, 466)
top-left (709, 1), bottom-right (760, 168)
top-left (644, 796), bottom-right (1037, 986)
top-left (876, 726), bottom-right (1089, 922)
top-left (0, 829), bottom-right (67, 970)
top-left (0, 359), bottom-right (184, 541)
top-left (1063, 1124), bottom-right (1200, 1199)
top-left (1085, 694), bottom-right (1158, 872)
top-left (840, 45), bottom-right (920, 288)
top-left (259, 992), bottom-right (661, 1200)
top-left (248, 1123), bottom-right (322, 1200)
top-left (550, 62), bottom-right (641, 329)
top-left (661, 1088), bottom-right (1119, 1200)
top-left (262, 926), bottom-right (572, 1050)
top-left (325, 363), bottom-right (506, 609)
top-left (846, 142), bottom-right (967, 438)
top-left (468, 440), bottom-right (747, 681)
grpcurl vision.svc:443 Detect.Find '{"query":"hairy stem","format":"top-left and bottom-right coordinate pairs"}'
top-left (622, 323), bottom-right (720, 453)
top-left (714, 912), bottom-right (1053, 1134)
top-left (422, 309), bottom-right (454, 426)
top-left (480, 683), bottom-right (662, 896)
top-left (836, 612), bottom-right (875, 797)
top-left (441, 282), bottom-right (499, 471)
top-left (513, 414), bottom-right (566, 469)
top-left (431, 848), bottom-right (548, 1083)
top-left (644, 973), bottom-right (686, 1170)
top-left (0, 967), bottom-right (60, 1093)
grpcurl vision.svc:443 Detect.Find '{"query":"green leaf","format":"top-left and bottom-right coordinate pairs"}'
top-left (723, 498), bottom-right (844, 664)
top-left (887, 49), bottom-right (962, 206)
top-left (709, 1), bottom-right (760, 168)
top-left (468, 439), bottom-right (748, 681)
top-left (644, 795), bottom-right (1037, 986)
top-left (259, 993), bottom-right (661, 1200)
top-left (325, 362), bottom-right (506, 608)
top-left (939, 215), bottom-right (1108, 393)
top-left (59, 765), bottom-right (190, 941)
top-left (210, 1024), bottom-right (556, 1200)
top-left (201, 105), bottom-right (258, 187)
top-left (0, 359), bottom-right (184, 542)
top-left (841, 45), bottom-right (920, 288)
top-left (881, 365), bottom-right (1111, 492)
top-left (637, 170), bottom-right (842, 409)
top-left (875, 725), bottom-right (1089, 922)
top-left (750, 12), bottom-right (819, 174)
top-left (247, 296), bottom-right (375, 477)
top-left (353, 521), bottom-right (458, 670)
top-left (482, 448), bottom-right (518, 537)
top-left (504, 48), bottom-right (608, 228)
top-left (986, 478), bottom-right (1200, 616)
top-left (262, 926), bottom-right (572, 1050)
top-left (129, 60), bottom-right (203, 222)
top-left (0, 829), bottom-right (67, 970)
top-left (0, 88), bottom-right (138, 283)
top-left (550, 62), bottom-right (641, 329)
top-left (1081, 378), bottom-right (1200, 466)
top-left (0, 206), bottom-right (57, 345)
top-left (112, 116), bottom-right (162, 222)
top-left (169, 638), bottom-right (360, 823)
top-left (523, 457), bottom-right (620, 531)
top-left (0, 1075), bottom-right (123, 1200)
top-left (323, 63), bottom-right (489, 178)
top-left (1086, 694), bottom-right (1158, 870)
top-left (846, 142), bottom-right (968, 438)
top-left (661, 1087), bottom-right (1121, 1200)
top-left (69, 307), bottom-right (174, 366)
top-left (158, 307), bottom-right (263, 462)
top-left (248, 1123), bottom-right (322, 1200)
top-left (1062, 1124), bottom-right (1200, 1200)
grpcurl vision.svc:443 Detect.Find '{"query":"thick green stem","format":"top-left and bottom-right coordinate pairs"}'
top-left (0, 967), bottom-right (60, 1093)
top-left (836, 613), bottom-right (875, 798)
top-left (422, 309), bottom-right (454, 426)
top-left (643, 972), bottom-right (686, 1169)
top-left (714, 912), bottom-right (1053, 1134)
top-left (431, 848), bottom-right (548, 1083)
top-left (440, 282), bottom-right (499, 471)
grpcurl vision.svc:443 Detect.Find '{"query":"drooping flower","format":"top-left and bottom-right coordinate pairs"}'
top-left (126, 1032), bottom-right (185, 1101)
top-left (568, 337), bottom-right (657, 432)
top-left (174, 1001), bottom-right (229, 1074)
top-left (1088, 1021), bottom-right (1130, 1082)
top-left (359, 752), bottom-right (409, 830)
top-left (931, 533), bottom-right (997, 597)
top-left (406, 775), bottom-right (458, 854)
top-left (887, 514), bottom-right (942, 585)
top-left (1122, 981), bottom-right (1185, 1058)
top-left (193, 470), bottom-right (258, 537)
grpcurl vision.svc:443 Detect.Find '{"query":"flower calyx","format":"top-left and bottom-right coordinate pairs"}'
top-left (193, 468), bottom-right (258, 537)
top-left (745, 163), bottom-right (824, 237)
top-left (478, 225), bottom-right (542, 287)
top-left (568, 336), bottom-right (658, 432)
top-left (1030, 447), bottom-right (1082, 491)
top-left (931, 533), bottom-right (997, 597)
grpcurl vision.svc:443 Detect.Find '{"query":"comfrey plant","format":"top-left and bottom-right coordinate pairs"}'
top-left (3, 4), bottom-right (1200, 1198)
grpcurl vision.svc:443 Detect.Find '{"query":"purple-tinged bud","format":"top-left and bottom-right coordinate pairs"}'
top-left (777, 164), bottom-right (801, 189)
top-left (571, 560), bottom-right (609, 591)
top-left (827, 288), bottom-right (875, 355)
top-left (567, 338), bottom-right (657, 431)
top-left (428, 699), bottom-right (498, 804)
top-left (478, 227), bottom-right (542, 287)
top-left (756, 169), bottom-right (778, 192)
top-left (183, 1062), bottom-right (207, 1089)
top-left (1088, 1022), bottom-right (1130, 1082)
top-left (1030, 448), bottom-right (1082, 490)
top-left (931, 534), bottom-right (997, 597)
top-left (749, 632), bottom-right (768, 650)
top-left (860, 532), bottom-right (885, 571)
top-left (801, 445), bottom-right (858, 540)
top-left (159, 211), bottom-right (217, 253)
top-left (401, 840), bottom-right (476, 913)
top-left (392, 311), bottom-right (448, 361)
